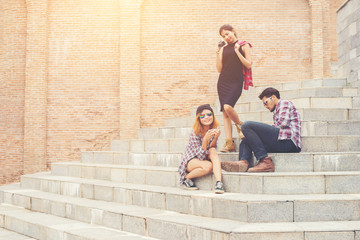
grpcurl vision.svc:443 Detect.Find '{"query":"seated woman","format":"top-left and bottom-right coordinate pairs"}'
top-left (178, 104), bottom-right (224, 194)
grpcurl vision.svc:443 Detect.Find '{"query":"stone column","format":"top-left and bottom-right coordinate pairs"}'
top-left (23, 0), bottom-right (48, 173)
top-left (309, 0), bottom-right (325, 79)
top-left (119, 0), bottom-right (142, 139)
top-left (337, 0), bottom-right (360, 87)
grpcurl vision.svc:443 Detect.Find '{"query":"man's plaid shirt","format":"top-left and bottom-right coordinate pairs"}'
top-left (273, 99), bottom-right (302, 150)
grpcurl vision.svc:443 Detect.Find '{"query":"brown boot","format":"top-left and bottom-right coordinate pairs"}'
top-left (221, 160), bottom-right (249, 172)
top-left (220, 139), bottom-right (235, 152)
top-left (247, 157), bottom-right (275, 172)
top-left (235, 123), bottom-right (245, 139)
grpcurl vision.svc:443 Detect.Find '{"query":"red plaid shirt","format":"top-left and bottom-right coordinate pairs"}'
top-left (238, 40), bottom-right (253, 90)
top-left (273, 99), bottom-right (302, 150)
top-left (178, 131), bottom-right (216, 185)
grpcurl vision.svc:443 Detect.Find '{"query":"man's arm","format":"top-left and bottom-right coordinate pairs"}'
top-left (274, 101), bottom-right (293, 129)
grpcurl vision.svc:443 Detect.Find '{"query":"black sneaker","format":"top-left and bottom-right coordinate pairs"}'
top-left (215, 181), bottom-right (224, 194)
top-left (183, 178), bottom-right (199, 190)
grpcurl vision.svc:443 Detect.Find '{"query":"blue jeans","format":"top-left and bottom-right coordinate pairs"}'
top-left (239, 121), bottom-right (300, 161)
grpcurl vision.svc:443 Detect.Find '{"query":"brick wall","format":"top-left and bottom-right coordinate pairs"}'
top-left (24, 0), bottom-right (48, 176)
top-left (337, 0), bottom-right (360, 87)
top-left (140, 0), bottom-right (313, 127)
top-left (0, 0), bottom-right (344, 184)
top-left (0, 0), bottom-right (27, 184)
top-left (46, 0), bottom-right (121, 165)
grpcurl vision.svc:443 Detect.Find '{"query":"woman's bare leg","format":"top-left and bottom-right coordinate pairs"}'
top-left (223, 104), bottom-right (242, 126)
top-left (208, 148), bottom-right (222, 182)
top-left (223, 111), bottom-right (233, 140)
top-left (186, 159), bottom-right (213, 180)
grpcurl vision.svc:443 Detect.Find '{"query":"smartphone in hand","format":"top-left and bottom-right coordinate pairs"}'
top-left (218, 40), bottom-right (226, 47)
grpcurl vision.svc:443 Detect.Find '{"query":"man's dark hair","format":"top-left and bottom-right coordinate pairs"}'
top-left (258, 87), bottom-right (280, 100)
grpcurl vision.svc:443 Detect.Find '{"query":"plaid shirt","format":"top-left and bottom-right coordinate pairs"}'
top-left (178, 131), bottom-right (215, 185)
top-left (273, 99), bottom-right (302, 150)
top-left (238, 41), bottom-right (253, 90)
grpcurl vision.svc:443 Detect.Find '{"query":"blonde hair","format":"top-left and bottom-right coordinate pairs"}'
top-left (192, 113), bottom-right (220, 136)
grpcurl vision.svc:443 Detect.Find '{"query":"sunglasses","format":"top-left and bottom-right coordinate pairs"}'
top-left (263, 97), bottom-right (272, 106)
top-left (199, 112), bottom-right (213, 119)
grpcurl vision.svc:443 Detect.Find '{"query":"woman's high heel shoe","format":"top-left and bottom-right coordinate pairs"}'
top-left (235, 122), bottom-right (245, 139)
top-left (220, 139), bottom-right (235, 152)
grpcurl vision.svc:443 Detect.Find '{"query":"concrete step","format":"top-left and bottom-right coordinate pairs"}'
top-left (299, 78), bottom-right (347, 88)
top-left (223, 78), bottom-right (348, 96)
top-left (138, 120), bottom-right (360, 139)
top-left (0, 202), bottom-right (157, 240)
top-left (50, 162), bottom-right (360, 195)
top-left (81, 151), bottom-right (360, 172)
top-left (237, 86), bottom-right (358, 104)
top-left (217, 78), bottom-right (352, 106)
top-left (16, 172), bottom-right (360, 223)
top-left (110, 135), bottom-right (360, 153)
top-left (0, 227), bottom-right (36, 240)
top-left (211, 97), bottom-right (355, 115)
top-left (2, 185), bottom-right (359, 240)
top-left (189, 97), bottom-right (356, 120)
top-left (165, 108), bottom-right (360, 127)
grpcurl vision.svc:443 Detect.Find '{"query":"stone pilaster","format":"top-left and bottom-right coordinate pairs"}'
top-left (23, 0), bottom-right (48, 173)
top-left (119, 0), bottom-right (143, 139)
top-left (309, 0), bottom-right (325, 79)
top-left (337, 0), bottom-right (360, 87)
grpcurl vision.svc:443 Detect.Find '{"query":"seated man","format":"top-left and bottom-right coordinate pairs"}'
top-left (221, 87), bottom-right (302, 172)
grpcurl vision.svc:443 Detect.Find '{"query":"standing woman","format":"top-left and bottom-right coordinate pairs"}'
top-left (178, 104), bottom-right (224, 194)
top-left (216, 24), bottom-right (253, 152)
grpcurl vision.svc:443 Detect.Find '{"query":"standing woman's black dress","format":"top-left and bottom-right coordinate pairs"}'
top-left (217, 41), bottom-right (244, 112)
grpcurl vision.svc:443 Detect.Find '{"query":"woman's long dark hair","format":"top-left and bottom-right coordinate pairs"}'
top-left (219, 24), bottom-right (237, 37)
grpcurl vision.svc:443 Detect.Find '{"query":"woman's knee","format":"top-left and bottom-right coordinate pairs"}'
top-left (202, 162), bottom-right (213, 174)
top-left (209, 148), bottom-right (221, 164)
top-left (223, 104), bottom-right (233, 113)
top-left (209, 147), bottom-right (218, 156)
top-left (241, 121), bottom-right (254, 131)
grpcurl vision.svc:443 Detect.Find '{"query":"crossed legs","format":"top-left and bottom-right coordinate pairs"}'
top-left (186, 148), bottom-right (222, 182)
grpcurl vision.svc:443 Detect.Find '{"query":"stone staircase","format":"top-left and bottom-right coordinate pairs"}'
top-left (1, 78), bottom-right (360, 240)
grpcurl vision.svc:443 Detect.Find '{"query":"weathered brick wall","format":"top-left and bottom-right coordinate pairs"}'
top-left (24, 0), bottom-right (49, 176)
top-left (0, 0), bottom-right (27, 184)
top-left (337, 0), bottom-right (360, 87)
top-left (46, 0), bottom-right (121, 165)
top-left (0, 0), bottom-right (344, 184)
top-left (140, 0), bottom-right (314, 127)
top-left (139, 0), bottom-right (343, 127)
top-left (119, 0), bottom-right (142, 139)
